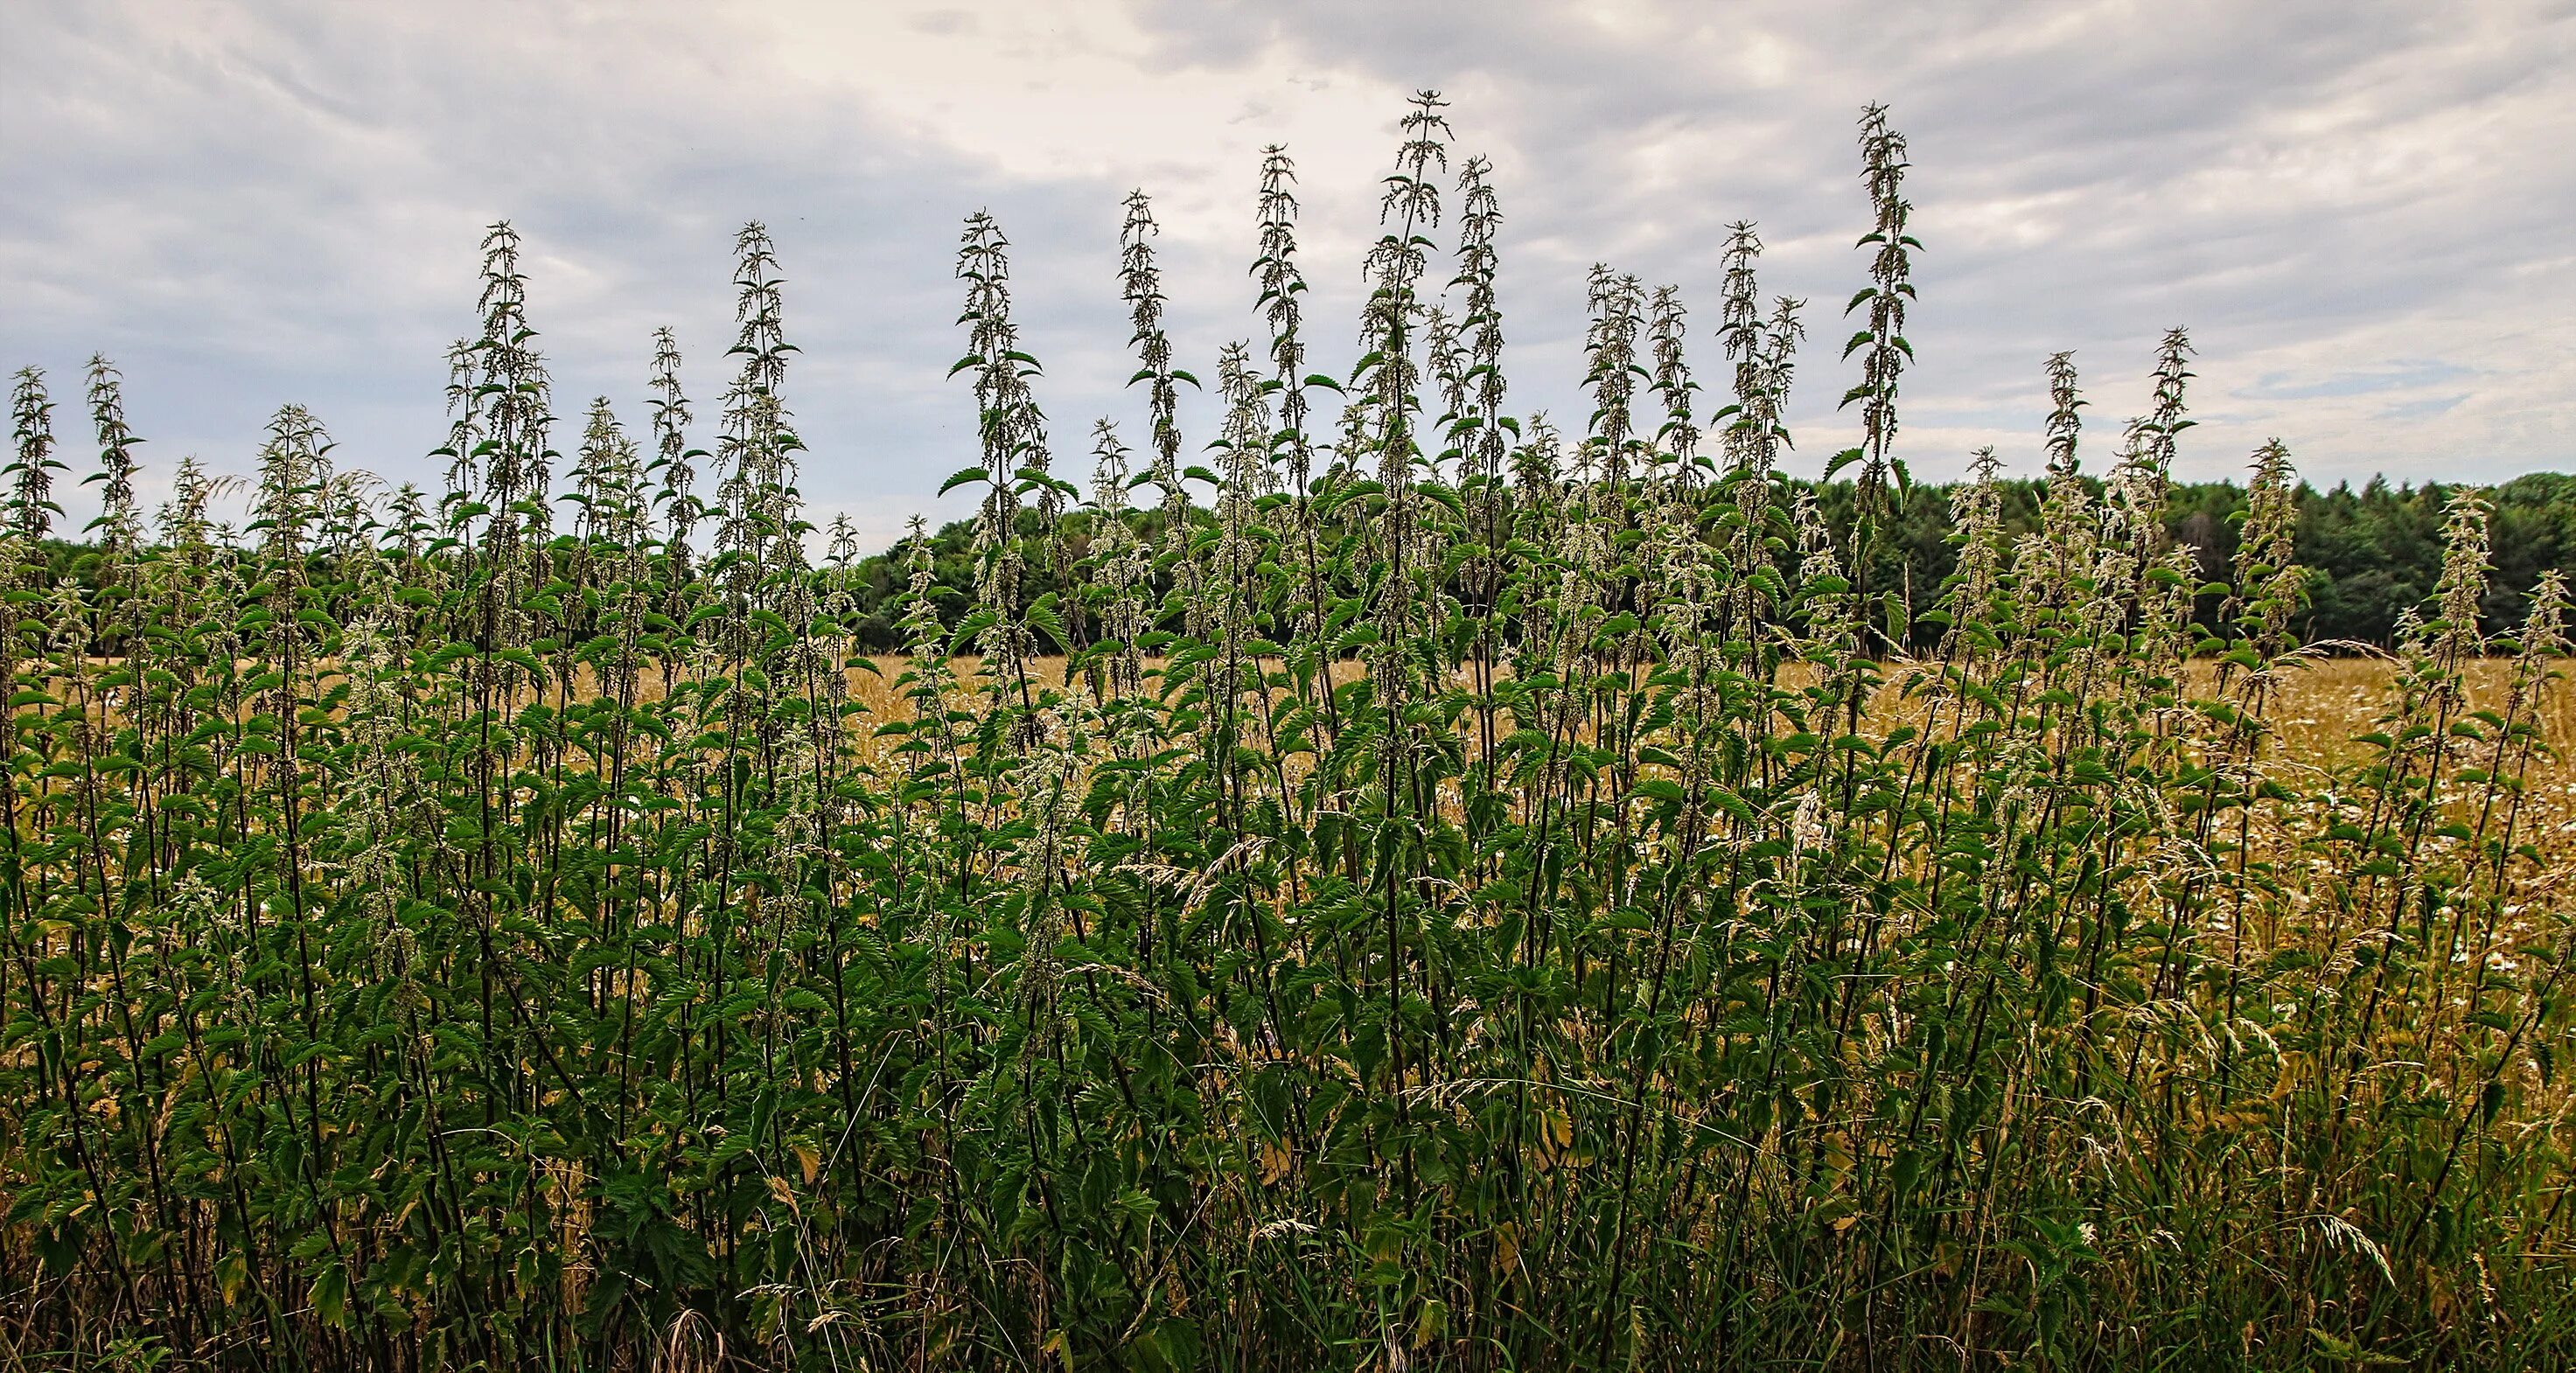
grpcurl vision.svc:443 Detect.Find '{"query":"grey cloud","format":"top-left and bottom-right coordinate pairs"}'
top-left (3, 2), bottom-right (1141, 547)
top-left (1128, 0), bottom-right (2576, 481)
top-left (3, 0), bottom-right (2569, 554)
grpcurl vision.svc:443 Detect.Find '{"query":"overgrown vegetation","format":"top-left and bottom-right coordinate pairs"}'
top-left (3, 94), bottom-right (2571, 1370)
top-left (815, 471), bottom-right (2576, 656)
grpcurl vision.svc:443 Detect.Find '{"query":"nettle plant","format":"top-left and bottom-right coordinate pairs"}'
top-left (2, 94), bottom-right (2571, 1373)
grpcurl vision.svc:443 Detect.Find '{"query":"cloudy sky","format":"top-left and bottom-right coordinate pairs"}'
top-left (6, 0), bottom-right (2573, 548)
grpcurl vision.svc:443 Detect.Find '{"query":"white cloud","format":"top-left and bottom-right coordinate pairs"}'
top-left (3, 0), bottom-right (2570, 552)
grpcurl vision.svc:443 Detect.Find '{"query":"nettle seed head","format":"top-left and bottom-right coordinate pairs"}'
top-left (387, 483), bottom-right (429, 567)
top-left (9, 366), bottom-right (60, 542)
top-left (956, 210), bottom-right (1050, 686)
top-left (2227, 439), bottom-right (2303, 656)
top-left (572, 397), bottom-right (625, 560)
top-left (1012, 692), bottom-right (1103, 1014)
top-left (2079, 533), bottom-right (2138, 655)
top-left (1116, 193), bottom-right (1204, 604)
top-left (974, 557), bottom-right (1034, 688)
top-left (318, 469), bottom-right (380, 569)
top-left (1372, 90), bottom-right (1450, 288)
top-left (2140, 541), bottom-right (2200, 673)
top-left (339, 613), bottom-right (428, 889)
top-left (255, 404), bottom-right (332, 565)
top-left (1793, 490), bottom-right (1859, 666)
top-left (344, 611), bottom-right (405, 720)
top-left (1209, 344), bottom-right (1274, 688)
top-left (1528, 512), bottom-right (1610, 748)
top-left (731, 224), bottom-right (788, 396)
top-left (2429, 488), bottom-right (2493, 665)
top-left (472, 220), bottom-right (553, 539)
top-left (1725, 297), bottom-right (1802, 642)
top-left (1511, 411), bottom-right (1563, 552)
top-left (86, 355), bottom-right (142, 557)
top-left (771, 725), bottom-right (826, 863)
top-left (1791, 788), bottom-right (1831, 859)
top-left (1581, 266), bottom-right (1644, 498)
top-left (2522, 569), bottom-right (2568, 659)
top-left (1849, 101), bottom-right (1915, 496)
top-left (1649, 283), bottom-right (1700, 496)
top-left (1024, 693), bottom-right (1096, 856)
top-left (1454, 153), bottom-right (1506, 422)
top-left (2105, 415), bottom-right (2167, 559)
top-left (1425, 304), bottom-right (1466, 437)
top-left (897, 517), bottom-right (947, 654)
top-left (1086, 421), bottom-right (1149, 698)
top-left (156, 454), bottom-right (220, 561)
top-left (1450, 162), bottom-right (1512, 598)
top-left (825, 512), bottom-right (859, 569)
top-left (721, 223), bottom-right (802, 588)
top-left (2043, 350), bottom-right (2084, 478)
top-left (1120, 191), bottom-right (1183, 484)
top-left (1651, 492), bottom-right (1722, 719)
top-left (441, 337), bottom-right (482, 511)
top-left (1743, 296), bottom-right (1803, 485)
top-left (649, 326), bottom-right (698, 572)
top-left (2392, 603), bottom-right (2430, 663)
top-left (962, 210), bottom-right (1034, 528)
top-left (2031, 415), bottom-right (2099, 610)
top-left (1644, 328), bottom-right (1714, 619)
top-left (1255, 145), bottom-right (1309, 455)
top-left (1721, 222), bottom-right (1764, 429)
top-left (2508, 568), bottom-right (2571, 713)
top-left (1943, 447), bottom-right (2007, 657)
top-left (712, 381), bottom-right (766, 615)
top-left (169, 868), bottom-right (231, 934)
top-left (2147, 328), bottom-right (2194, 475)
top-left (1088, 418), bottom-right (1133, 522)
top-left (1215, 343), bottom-right (1276, 499)
top-left (1549, 512), bottom-right (1611, 679)
top-left (1351, 96), bottom-right (1447, 521)
top-left (45, 580), bottom-right (94, 668)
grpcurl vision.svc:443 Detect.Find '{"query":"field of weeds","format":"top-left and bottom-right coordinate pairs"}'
top-left (3, 96), bottom-right (2571, 1371)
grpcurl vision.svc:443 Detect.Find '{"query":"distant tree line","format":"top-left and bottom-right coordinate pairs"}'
top-left (817, 471), bottom-right (2576, 653)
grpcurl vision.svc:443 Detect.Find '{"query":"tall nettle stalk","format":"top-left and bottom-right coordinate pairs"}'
top-left (1837, 103), bottom-right (1915, 513)
top-left (1113, 188), bottom-right (1206, 665)
top-left (80, 358), bottom-right (143, 674)
top-left (955, 210), bottom-right (1044, 724)
top-left (8, 366), bottom-right (60, 544)
top-left (1205, 339), bottom-right (1274, 819)
top-left (470, 221), bottom-right (553, 650)
top-left (649, 325), bottom-right (699, 572)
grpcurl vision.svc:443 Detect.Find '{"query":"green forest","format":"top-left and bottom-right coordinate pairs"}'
top-left (822, 471), bottom-right (2575, 654)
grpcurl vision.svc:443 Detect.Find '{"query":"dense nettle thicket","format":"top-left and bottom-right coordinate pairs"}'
top-left (3, 96), bottom-right (2572, 1370)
